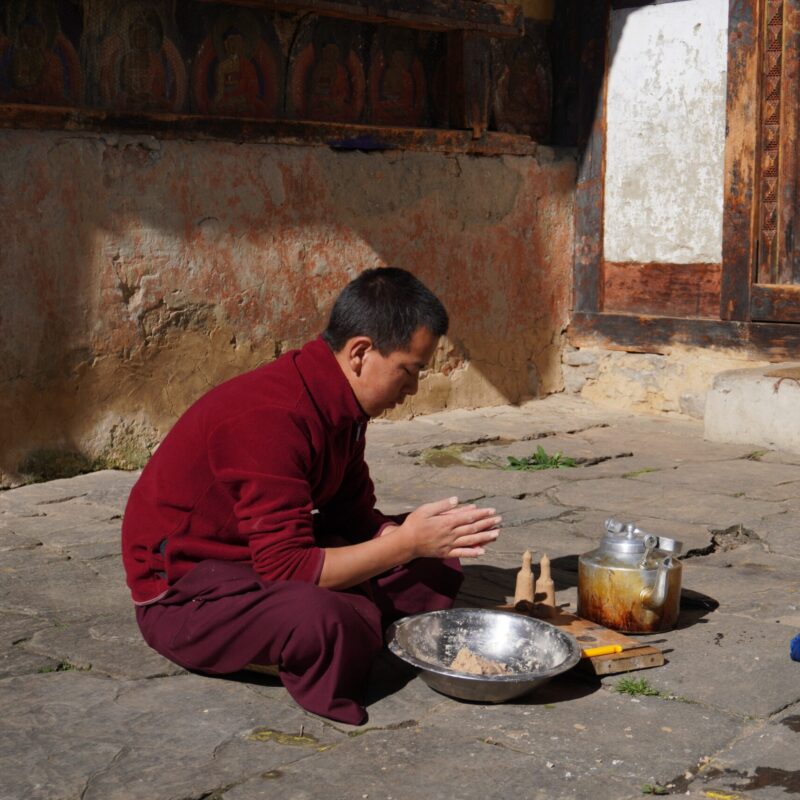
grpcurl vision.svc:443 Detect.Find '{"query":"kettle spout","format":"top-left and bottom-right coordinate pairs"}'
top-left (640, 556), bottom-right (673, 613)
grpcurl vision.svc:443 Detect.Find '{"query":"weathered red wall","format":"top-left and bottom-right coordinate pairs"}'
top-left (0, 130), bottom-right (575, 482)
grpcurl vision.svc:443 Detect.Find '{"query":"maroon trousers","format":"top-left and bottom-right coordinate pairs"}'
top-left (136, 558), bottom-right (462, 725)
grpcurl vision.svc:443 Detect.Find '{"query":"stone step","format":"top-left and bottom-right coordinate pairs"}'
top-left (704, 363), bottom-right (800, 453)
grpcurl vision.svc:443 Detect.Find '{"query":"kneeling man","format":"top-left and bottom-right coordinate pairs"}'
top-left (122, 267), bottom-right (501, 724)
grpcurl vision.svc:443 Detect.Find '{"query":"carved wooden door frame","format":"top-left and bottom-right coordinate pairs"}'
top-left (722, 0), bottom-right (800, 323)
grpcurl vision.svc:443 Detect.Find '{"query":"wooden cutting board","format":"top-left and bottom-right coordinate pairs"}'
top-left (497, 603), bottom-right (665, 676)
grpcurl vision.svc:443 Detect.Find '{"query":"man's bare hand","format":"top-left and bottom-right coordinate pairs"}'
top-left (399, 497), bottom-right (501, 560)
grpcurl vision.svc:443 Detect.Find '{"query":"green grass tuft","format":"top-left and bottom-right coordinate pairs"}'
top-left (37, 660), bottom-right (88, 673)
top-left (641, 783), bottom-right (668, 795)
top-left (614, 677), bottom-right (662, 696)
top-left (505, 446), bottom-right (577, 471)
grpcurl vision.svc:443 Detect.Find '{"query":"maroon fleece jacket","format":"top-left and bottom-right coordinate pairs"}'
top-left (122, 337), bottom-right (396, 605)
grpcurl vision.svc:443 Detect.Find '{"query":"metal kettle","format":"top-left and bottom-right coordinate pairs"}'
top-left (577, 518), bottom-right (683, 633)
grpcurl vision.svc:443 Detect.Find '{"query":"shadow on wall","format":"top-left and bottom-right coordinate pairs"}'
top-left (0, 1), bottom-right (619, 485)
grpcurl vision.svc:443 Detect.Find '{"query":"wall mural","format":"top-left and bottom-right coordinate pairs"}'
top-left (0, 0), bottom-right (83, 105)
top-left (0, 0), bottom-right (552, 141)
top-left (288, 16), bottom-right (365, 124)
top-left (491, 29), bottom-right (551, 141)
top-left (368, 26), bottom-right (428, 127)
top-left (98, 2), bottom-right (186, 112)
top-left (193, 7), bottom-right (280, 117)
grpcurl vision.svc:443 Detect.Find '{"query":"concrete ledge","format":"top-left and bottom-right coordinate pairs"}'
top-left (704, 363), bottom-right (800, 453)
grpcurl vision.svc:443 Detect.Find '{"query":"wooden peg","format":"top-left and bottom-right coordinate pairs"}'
top-left (539, 553), bottom-right (556, 614)
top-left (513, 549), bottom-right (535, 605)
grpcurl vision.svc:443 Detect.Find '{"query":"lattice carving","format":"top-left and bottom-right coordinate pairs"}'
top-left (758, 0), bottom-right (785, 281)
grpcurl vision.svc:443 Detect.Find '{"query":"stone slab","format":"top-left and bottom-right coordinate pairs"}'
top-left (0, 470), bottom-right (137, 510)
top-left (395, 463), bottom-right (561, 499)
top-left (0, 671), bottom-right (345, 800)
top-left (690, 706), bottom-right (800, 799)
top-left (705, 364), bottom-right (800, 454)
top-left (752, 511), bottom-right (800, 559)
top-left (0, 550), bottom-right (131, 622)
top-left (2, 398), bottom-right (800, 800)
top-left (424, 674), bottom-right (742, 792)
top-left (0, 612), bottom-right (54, 678)
top-left (680, 547), bottom-right (800, 622)
top-left (631, 458), bottom-right (800, 503)
top-left (0, 506), bottom-right (123, 540)
top-left (551, 478), bottom-right (788, 529)
top-left (616, 613), bottom-right (800, 718)
top-left (0, 529), bottom-right (44, 551)
top-left (225, 672), bottom-right (740, 800)
top-left (24, 616), bottom-right (183, 679)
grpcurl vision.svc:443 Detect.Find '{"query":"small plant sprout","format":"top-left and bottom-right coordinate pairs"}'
top-left (614, 677), bottom-right (662, 696)
top-left (505, 446), bottom-right (577, 471)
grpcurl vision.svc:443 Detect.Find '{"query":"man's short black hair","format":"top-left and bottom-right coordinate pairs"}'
top-left (322, 267), bottom-right (448, 354)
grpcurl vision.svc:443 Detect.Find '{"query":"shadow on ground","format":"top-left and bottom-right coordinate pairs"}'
top-left (460, 561), bottom-right (719, 633)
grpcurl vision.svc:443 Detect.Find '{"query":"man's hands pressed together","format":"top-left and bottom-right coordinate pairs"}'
top-left (319, 496), bottom-right (501, 590)
top-left (393, 497), bottom-right (501, 560)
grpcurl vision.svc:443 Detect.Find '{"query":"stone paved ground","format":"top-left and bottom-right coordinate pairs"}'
top-left (2, 396), bottom-right (799, 800)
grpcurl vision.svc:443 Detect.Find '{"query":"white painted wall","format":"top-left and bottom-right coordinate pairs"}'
top-left (604, 0), bottom-right (728, 264)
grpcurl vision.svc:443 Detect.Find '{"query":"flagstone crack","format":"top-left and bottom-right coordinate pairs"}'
top-left (36, 493), bottom-right (89, 505)
top-left (521, 422), bottom-right (611, 440)
top-left (79, 746), bottom-right (128, 800)
top-left (174, 783), bottom-right (239, 800)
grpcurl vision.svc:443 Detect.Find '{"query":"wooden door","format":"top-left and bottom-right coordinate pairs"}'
top-left (750, 0), bottom-right (800, 322)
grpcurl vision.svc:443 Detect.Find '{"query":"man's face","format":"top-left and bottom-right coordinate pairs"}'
top-left (355, 326), bottom-right (439, 417)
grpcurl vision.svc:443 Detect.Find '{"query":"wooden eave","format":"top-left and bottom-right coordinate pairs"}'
top-left (193, 0), bottom-right (525, 37)
top-left (0, 103), bottom-right (540, 156)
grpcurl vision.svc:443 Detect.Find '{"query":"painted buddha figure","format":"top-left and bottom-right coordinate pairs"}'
top-left (308, 42), bottom-right (350, 120)
top-left (6, 20), bottom-right (63, 103)
top-left (213, 29), bottom-right (260, 115)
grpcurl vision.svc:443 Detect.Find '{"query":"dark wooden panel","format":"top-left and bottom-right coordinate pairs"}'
top-left (720, 0), bottom-right (760, 320)
top-left (751, 284), bottom-right (800, 322)
top-left (549, 0), bottom-right (581, 147)
top-left (195, 0), bottom-right (525, 37)
top-left (491, 20), bottom-right (552, 141)
top-left (0, 103), bottom-right (540, 156)
top-left (447, 31), bottom-right (490, 136)
top-left (603, 262), bottom-right (722, 318)
top-left (569, 311), bottom-right (800, 360)
top-left (572, 2), bottom-right (608, 314)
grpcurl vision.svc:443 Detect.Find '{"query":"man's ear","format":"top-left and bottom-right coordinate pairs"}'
top-left (345, 336), bottom-right (373, 376)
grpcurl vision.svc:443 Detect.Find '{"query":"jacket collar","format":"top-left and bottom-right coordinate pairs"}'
top-left (294, 336), bottom-right (368, 429)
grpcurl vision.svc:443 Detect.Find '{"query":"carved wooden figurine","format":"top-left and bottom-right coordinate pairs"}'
top-left (513, 549), bottom-right (535, 606)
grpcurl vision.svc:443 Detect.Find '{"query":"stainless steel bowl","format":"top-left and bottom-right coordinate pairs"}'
top-left (386, 608), bottom-right (581, 703)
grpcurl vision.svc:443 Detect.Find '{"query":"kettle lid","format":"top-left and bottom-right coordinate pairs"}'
top-left (602, 518), bottom-right (683, 556)
top-left (601, 519), bottom-right (649, 554)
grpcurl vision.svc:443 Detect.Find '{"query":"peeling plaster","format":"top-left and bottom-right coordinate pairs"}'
top-left (604, 0), bottom-right (728, 263)
top-left (0, 130), bottom-right (575, 480)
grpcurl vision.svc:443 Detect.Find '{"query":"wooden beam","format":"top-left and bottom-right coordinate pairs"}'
top-left (603, 262), bottom-right (722, 318)
top-left (0, 103), bottom-right (539, 156)
top-left (193, 0), bottom-right (524, 37)
top-left (572, 2), bottom-right (609, 314)
top-left (751, 284), bottom-right (800, 323)
top-left (720, 0), bottom-right (760, 320)
top-left (569, 311), bottom-right (800, 360)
